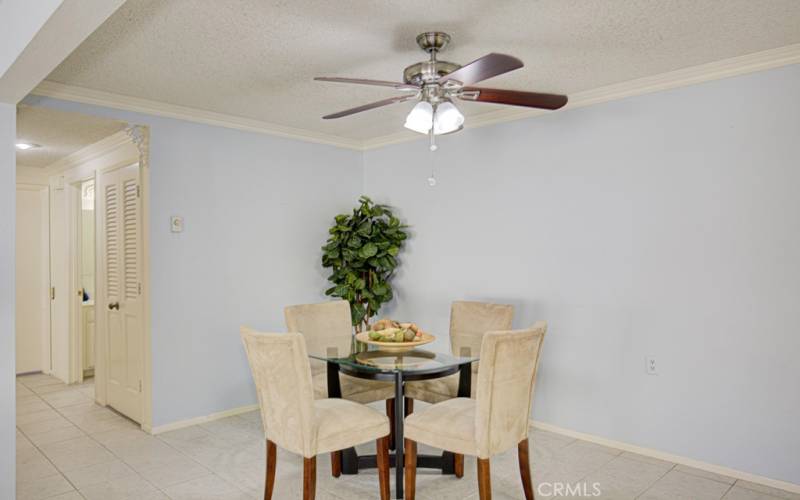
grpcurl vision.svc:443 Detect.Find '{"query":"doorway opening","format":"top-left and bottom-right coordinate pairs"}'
top-left (77, 178), bottom-right (96, 384)
top-left (15, 104), bottom-right (152, 429)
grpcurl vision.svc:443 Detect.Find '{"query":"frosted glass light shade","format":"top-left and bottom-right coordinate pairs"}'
top-left (404, 101), bottom-right (434, 134)
top-left (433, 101), bottom-right (464, 135)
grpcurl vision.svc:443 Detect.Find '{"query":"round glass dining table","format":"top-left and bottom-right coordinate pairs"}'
top-left (309, 347), bottom-right (478, 499)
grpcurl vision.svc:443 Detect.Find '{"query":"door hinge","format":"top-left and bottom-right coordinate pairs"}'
top-left (138, 283), bottom-right (142, 296)
top-left (50, 287), bottom-right (55, 300)
top-left (136, 185), bottom-right (141, 198)
top-left (139, 380), bottom-right (143, 392)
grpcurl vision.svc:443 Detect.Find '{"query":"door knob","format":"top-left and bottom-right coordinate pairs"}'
top-left (108, 302), bottom-right (120, 310)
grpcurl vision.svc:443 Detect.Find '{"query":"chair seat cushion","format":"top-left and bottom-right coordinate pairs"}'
top-left (405, 373), bottom-right (477, 404)
top-left (313, 398), bottom-right (390, 455)
top-left (404, 397), bottom-right (478, 457)
top-left (312, 372), bottom-right (395, 404)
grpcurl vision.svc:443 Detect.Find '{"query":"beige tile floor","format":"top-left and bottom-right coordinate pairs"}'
top-left (15, 374), bottom-right (800, 500)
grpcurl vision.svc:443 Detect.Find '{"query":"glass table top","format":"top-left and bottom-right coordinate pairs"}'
top-left (310, 348), bottom-right (478, 375)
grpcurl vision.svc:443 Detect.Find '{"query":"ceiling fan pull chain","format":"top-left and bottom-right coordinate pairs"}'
top-left (428, 129), bottom-right (437, 187)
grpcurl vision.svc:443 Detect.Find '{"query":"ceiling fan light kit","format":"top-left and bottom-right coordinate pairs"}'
top-left (315, 31), bottom-right (569, 147)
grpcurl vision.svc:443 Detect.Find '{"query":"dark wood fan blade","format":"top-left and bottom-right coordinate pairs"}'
top-left (315, 77), bottom-right (420, 91)
top-left (437, 53), bottom-right (523, 86)
top-left (460, 87), bottom-right (568, 110)
top-left (322, 95), bottom-right (416, 119)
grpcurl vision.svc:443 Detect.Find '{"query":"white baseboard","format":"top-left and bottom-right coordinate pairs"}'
top-left (145, 404), bottom-right (259, 435)
top-left (531, 420), bottom-right (800, 495)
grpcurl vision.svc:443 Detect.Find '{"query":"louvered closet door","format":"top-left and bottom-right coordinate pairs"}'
top-left (99, 164), bottom-right (143, 423)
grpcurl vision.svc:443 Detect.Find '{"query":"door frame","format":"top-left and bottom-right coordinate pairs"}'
top-left (50, 127), bottom-right (152, 430)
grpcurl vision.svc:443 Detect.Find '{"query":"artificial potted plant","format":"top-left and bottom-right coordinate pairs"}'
top-left (321, 196), bottom-right (408, 333)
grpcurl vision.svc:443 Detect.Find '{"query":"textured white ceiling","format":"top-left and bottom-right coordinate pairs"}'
top-left (16, 105), bottom-right (127, 168)
top-left (45, 0), bottom-right (800, 141)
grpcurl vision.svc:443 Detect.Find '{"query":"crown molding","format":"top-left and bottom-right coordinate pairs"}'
top-left (43, 130), bottom-right (133, 175)
top-left (16, 164), bottom-right (49, 186)
top-left (361, 43), bottom-right (800, 150)
top-left (31, 81), bottom-right (363, 151)
top-left (30, 43), bottom-right (800, 153)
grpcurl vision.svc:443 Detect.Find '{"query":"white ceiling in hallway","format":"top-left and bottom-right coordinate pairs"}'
top-left (16, 105), bottom-right (127, 168)
top-left (44, 0), bottom-right (800, 143)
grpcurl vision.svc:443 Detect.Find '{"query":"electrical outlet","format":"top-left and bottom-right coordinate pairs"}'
top-left (646, 356), bottom-right (658, 375)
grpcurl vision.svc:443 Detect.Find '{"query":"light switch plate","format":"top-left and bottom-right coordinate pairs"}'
top-left (170, 216), bottom-right (184, 233)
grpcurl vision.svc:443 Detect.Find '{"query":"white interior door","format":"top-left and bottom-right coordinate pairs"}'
top-left (98, 164), bottom-right (143, 423)
top-left (50, 185), bottom-right (70, 381)
top-left (16, 186), bottom-right (50, 374)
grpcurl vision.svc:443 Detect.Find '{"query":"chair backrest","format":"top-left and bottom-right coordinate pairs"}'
top-left (450, 301), bottom-right (514, 373)
top-left (284, 300), bottom-right (353, 375)
top-left (240, 328), bottom-right (317, 457)
top-left (474, 322), bottom-right (547, 458)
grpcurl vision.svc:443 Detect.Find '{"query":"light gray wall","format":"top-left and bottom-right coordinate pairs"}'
top-left (1, 102), bottom-right (17, 499)
top-left (363, 65), bottom-right (800, 484)
top-left (23, 96), bottom-right (364, 427)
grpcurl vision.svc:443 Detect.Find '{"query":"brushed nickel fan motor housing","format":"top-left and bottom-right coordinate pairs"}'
top-left (404, 32), bottom-right (461, 86)
top-left (403, 60), bottom-right (460, 86)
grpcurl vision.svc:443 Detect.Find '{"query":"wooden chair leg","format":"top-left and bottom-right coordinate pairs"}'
top-left (265, 440), bottom-right (276, 500)
top-left (404, 439), bottom-right (417, 500)
top-left (376, 436), bottom-right (390, 500)
top-left (330, 450), bottom-right (341, 478)
top-left (303, 456), bottom-right (316, 500)
top-left (405, 397), bottom-right (414, 416)
top-left (477, 458), bottom-right (491, 500)
top-left (518, 439), bottom-right (534, 500)
top-left (454, 453), bottom-right (464, 478)
top-left (386, 398), bottom-right (395, 450)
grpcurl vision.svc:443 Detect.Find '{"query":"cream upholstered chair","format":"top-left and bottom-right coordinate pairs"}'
top-left (405, 301), bottom-right (514, 405)
top-left (284, 301), bottom-right (399, 464)
top-left (403, 323), bottom-right (547, 500)
top-left (284, 301), bottom-right (394, 403)
top-left (240, 328), bottom-right (391, 500)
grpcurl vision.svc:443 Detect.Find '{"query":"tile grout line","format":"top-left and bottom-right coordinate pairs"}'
top-left (719, 481), bottom-right (737, 500)
top-left (634, 463), bottom-right (677, 500)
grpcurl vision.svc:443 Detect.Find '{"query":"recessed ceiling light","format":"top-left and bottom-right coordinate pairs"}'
top-left (15, 142), bottom-right (40, 150)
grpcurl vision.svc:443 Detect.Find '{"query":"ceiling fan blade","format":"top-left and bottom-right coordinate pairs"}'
top-left (315, 77), bottom-right (419, 91)
top-left (322, 95), bottom-right (416, 119)
top-left (460, 87), bottom-right (568, 110)
top-left (437, 53), bottom-right (523, 86)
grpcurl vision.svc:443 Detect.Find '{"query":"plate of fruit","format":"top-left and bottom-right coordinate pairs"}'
top-left (355, 319), bottom-right (435, 353)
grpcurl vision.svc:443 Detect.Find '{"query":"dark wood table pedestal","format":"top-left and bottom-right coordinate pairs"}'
top-left (326, 360), bottom-right (473, 499)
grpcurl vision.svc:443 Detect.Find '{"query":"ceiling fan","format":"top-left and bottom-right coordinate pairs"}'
top-left (315, 32), bottom-right (568, 142)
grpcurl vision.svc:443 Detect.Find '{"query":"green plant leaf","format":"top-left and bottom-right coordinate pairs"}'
top-left (347, 235), bottom-right (362, 249)
top-left (359, 243), bottom-right (378, 258)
